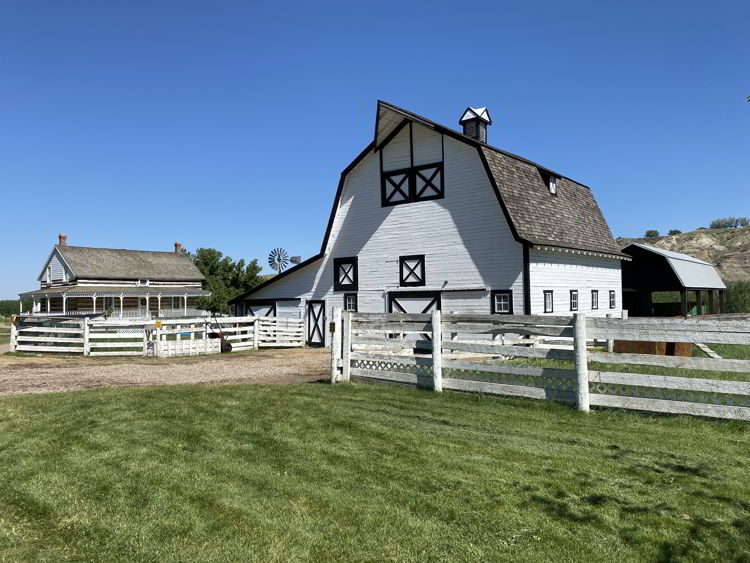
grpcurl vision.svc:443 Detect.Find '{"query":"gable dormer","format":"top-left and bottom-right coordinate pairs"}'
top-left (38, 247), bottom-right (73, 287)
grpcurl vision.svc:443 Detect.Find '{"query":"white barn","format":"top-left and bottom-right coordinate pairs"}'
top-left (230, 102), bottom-right (628, 346)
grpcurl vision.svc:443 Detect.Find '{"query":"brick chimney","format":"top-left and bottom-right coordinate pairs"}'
top-left (459, 107), bottom-right (492, 143)
top-left (58, 233), bottom-right (68, 246)
top-left (174, 241), bottom-right (182, 253)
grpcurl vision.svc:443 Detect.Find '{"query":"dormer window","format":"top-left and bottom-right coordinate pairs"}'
top-left (333, 257), bottom-right (358, 291)
top-left (549, 176), bottom-right (557, 195)
top-left (539, 169), bottom-right (559, 195)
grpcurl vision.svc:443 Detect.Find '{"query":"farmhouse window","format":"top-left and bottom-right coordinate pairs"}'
top-left (591, 290), bottom-right (599, 310)
top-left (381, 162), bottom-right (444, 207)
top-left (570, 290), bottom-right (578, 311)
top-left (491, 290), bottom-right (513, 314)
top-left (609, 290), bottom-right (616, 309)
top-left (399, 255), bottom-right (426, 287)
top-left (544, 290), bottom-right (554, 313)
top-left (344, 293), bottom-right (358, 312)
top-left (333, 257), bottom-right (358, 292)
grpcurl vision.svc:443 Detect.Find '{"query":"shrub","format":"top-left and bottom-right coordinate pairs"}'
top-left (667, 229), bottom-right (682, 235)
top-left (725, 281), bottom-right (750, 313)
top-left (710, 217), bottom-right (748, 229)
top-left (644, 230), bottom-right (660, 238)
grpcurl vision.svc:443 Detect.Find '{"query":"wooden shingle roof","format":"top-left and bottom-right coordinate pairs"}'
top-left (57, 245), bottom-right (205, 282)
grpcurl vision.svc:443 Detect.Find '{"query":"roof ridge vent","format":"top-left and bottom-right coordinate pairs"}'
top-left (459, 106), bottom-right (492, 143)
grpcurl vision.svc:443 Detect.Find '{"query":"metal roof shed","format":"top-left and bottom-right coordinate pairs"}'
top-left (621, 243), bottom-right (726, 316)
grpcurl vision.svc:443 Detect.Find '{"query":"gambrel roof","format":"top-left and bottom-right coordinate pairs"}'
top-left (375, 101), bottom-right (624, 256)
top-left (54, 245), bottom-right (205, 282)
top-left (230, 100), bottom-right (623, 303)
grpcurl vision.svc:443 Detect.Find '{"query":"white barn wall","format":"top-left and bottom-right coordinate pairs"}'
top-left (249, 123), bottom-right (526, 344)
top-left (528, 249), bottom-right (622, 317)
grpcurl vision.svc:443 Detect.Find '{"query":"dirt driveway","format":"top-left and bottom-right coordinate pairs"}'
top-left (0, 347), bottom-right (329, 397)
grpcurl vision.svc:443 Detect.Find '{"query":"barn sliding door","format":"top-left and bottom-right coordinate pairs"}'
top-left (387, 292), bottom-right (441, 341)
top-left (306, 300), bottom-right (325, 347)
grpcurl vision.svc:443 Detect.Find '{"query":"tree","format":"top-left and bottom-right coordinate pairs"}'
top-left (667, 229), bottom-right (682, 236)
top-left (710, 217), bottom-right (748, 229)
top-left (644, 230), bottom-right (660, 238)
top-left (739, 217), bottom-right (749, 227)
top-left (725, 281), bottom-right (750, 314)
top-left (190, 248), bottom-right (263, 314)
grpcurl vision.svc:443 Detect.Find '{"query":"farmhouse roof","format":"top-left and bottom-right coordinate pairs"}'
top-left (56, 245), bottom-right (205, 282)
top-left (622, 243), bottom-right (726, 290)
top-left (375, 101), bottom-right (625, 256)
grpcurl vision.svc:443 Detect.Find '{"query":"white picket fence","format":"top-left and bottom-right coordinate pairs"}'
top-left (10, 315), bottom-right (305, 357)
top-left (330, 310), bottom-right (750, 421)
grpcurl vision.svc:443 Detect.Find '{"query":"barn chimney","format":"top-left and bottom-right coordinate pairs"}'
top-left (174, 241), bottom-right (182, 253)
top-left (459, 107), bottom-right (492, 143)
top-left (58, 233), bottom-right (68, 246)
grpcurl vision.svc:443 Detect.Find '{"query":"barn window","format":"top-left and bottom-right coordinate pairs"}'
top-left (543, 290), bottom-right (554, 313)
top-left (609, 290), bottom-right (616, 309)
top-left (570, 290), bottom-right (578, 311)
top-left (381, 163), bottom-right (444, 207)
top-left (491, 290), bottom-right (513, 314)
top-left (399, 255), bottom-right (425, 287)
top-left (591, 290), bottom-right (599, 310)
top-left (344, 293), bottom-right (358, 312)
top-left (333, 257), bottom-right (358, 291)
top-left (538, 169), bottom-right (559, 195)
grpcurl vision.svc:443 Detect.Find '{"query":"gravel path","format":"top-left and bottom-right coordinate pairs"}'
top-left (0, 347), bottom-right (329, 397)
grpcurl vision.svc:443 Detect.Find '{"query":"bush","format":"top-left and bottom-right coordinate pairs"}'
top-left (710, 217), bottom-right (749, 229)
top-left (667, 229), bottom-right (682, 235)
top-left (644, 230), bottom-right (660, 238)
top-left (725, 281), bottom-right (750, 313)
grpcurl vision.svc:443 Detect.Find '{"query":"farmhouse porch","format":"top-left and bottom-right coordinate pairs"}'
top-left (19, 286), bottom-right (210, 318)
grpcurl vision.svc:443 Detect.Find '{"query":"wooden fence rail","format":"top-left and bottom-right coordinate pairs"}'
top-left (331, 309), bottom-right (750, 421)
top-left (11, 315), bottom-right (305, 357)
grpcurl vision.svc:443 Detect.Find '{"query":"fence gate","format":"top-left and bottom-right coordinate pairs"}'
top-left (306, 300), bottom-right (325, 347)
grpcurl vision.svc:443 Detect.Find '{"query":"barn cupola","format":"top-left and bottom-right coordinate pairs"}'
top-left (459, 107), bottom-right (492, 143)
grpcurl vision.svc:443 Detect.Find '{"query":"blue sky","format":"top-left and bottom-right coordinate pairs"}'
top-left (1, 1), bottom-right (748, 298)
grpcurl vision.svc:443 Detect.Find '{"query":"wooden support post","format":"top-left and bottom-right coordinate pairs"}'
top-left (9, 319), bottom-right (17, 352)
top-left (253, 318), bottom-right (259, 350)
top-left (120, 295), bottom-right (123, 318)
top-left (330, 307), bottom-right (342, 383)
top-left (431, 309), bottom-right (443, 392)
top-left (708, 291), bottom-right (715, 315)
top-left (680, 291), bottom-right (688, 317)
top-left (574, 313), bottom-right (589, 412)
top-left (606, 313), bottom-right (614, 353)
top-left (62, 294), bottom-right (67, 315)
top-left (719, 290), bottom-right (725, 314)
top-left (695, 290), bottom-right (702, 316)
top-left (184, 294), bottom-right (188, 316)
top-left (342, 310), bottom-right (352, 382)
top-left (83, 317), bottom-right (90, 356)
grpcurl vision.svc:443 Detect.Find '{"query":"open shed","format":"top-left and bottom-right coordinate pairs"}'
top-left (621, 243), bottom-right (726, 317)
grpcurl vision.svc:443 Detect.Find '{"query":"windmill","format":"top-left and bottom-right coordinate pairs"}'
top-left (268, 248), bottom-right (289, 274)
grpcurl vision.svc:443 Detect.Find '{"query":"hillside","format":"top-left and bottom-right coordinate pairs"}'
top-left (617, 226), bottom-right (750, 282)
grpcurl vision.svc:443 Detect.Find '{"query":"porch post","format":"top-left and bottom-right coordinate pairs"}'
top-left (63, 294), bottom-right (67, 315)
top-left (184, 293), bottom-right (187, 316)
top-left (93, 294), bottom-right (97, 313)
top-left (46, 297), bottom-right (50, 313)
top-left (146, 294), bottom-right (150, 317)
top-left (119, 294), bottom-right (124, 317)
top-left (33, 299), bottom-right (38, 313)
top-left (157, 295), bottom-right (162, 317)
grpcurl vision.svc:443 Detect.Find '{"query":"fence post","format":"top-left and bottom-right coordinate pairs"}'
top-left (83, 317), bottom-right (90, 356)
top-left (253, 318), bottom-right (259, 350)
top-left (330, 307), bottom-right (342, 383)
top-left (606, 313), bottom-right (614, 353)
top-left (342, 310), bottom-right (352, 381)
top-left (574, 313), bottom-right (589, 412)
top-left (431, 309), bottom-right (443, 392)
top-left (9, 317), bottom-right (17, 352)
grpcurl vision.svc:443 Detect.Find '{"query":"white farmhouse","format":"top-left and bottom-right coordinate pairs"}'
top-left (230, 102), bottom-right (628, 345)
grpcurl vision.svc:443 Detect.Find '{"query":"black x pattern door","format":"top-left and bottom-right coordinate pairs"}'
top-left (306, 300), bottom-right (325, 347)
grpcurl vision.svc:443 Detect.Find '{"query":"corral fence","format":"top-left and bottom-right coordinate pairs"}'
top-left (10, 315), bottom-right (304, 357)
top-left (330, 309), bottom-right (750, 421)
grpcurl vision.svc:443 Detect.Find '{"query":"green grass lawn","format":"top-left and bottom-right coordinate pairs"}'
top-left (0, 383), bottom-right (749, 561)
